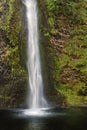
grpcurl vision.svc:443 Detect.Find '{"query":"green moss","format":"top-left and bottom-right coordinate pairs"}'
top-left (46, 0), bottom-right (87, 106)
top-left (0, 2), bottom-right (3, 11)
top-left (68, 58), bottom-right (87, 70)
top-left (56, 83), bottom-right (87, 106)
top-left (74, 59), bottom-right (87, 68)
top-left (6, 0), bottom-right (26, 77)
top-left (64, 34), bottom-right (87, 59)
top-left (47, 0), bottom-right (60, 13)
top-left (6, 1), bottom-right (22, 46)
top-left (3, 0), bottom-right (15, 31)
top-left (0, 0), bottom-right (26, 78)
top-left (71, 25), bottom-right (87, 35)
top-left (54, 54), bottom-right (71, 72)
top-left (47, 0), bottom-right (87, 25)
top-left (58, 54), bottom-right (71, 68)
top-left (48, 17), bottom-right (54, 27)
top-left (81, 67), bottom-right (87, 75)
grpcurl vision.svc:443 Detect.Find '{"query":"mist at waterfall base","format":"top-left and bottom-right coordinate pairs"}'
top-left (0, 107), bottom-right (87, 130)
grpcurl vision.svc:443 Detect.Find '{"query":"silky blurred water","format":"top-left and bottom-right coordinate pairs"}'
top-left (0, 107), bottom-right (87, 130)
top-left (22, 0), bottom-right (48, 110)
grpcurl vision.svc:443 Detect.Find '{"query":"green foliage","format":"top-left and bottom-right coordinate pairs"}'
top-left (56, 83), bottom-right (87, 105)
top-left (70, 25), bottom-right (87, 35)
top-left (0, 0), bottom-right (27, 107)
top-left (46, 0), bottom-right (87, 105)
top-left (53, 54), bottom-right (71, 86)
top-left (73, 82), bottom-right (85, 92)
top-left (0, 0), bottom-right (22, 47)
top-left (81, 67), bottom-right (87, 75)
top-left (6, 1), bottom-right (22, 46)
top-left (0, 0), bottom-right (26, 78)
top-left (40, 25), bottom-right (51, 37)
top-left (48, 17), bottom-right (54, 27)
top-left (47, 0), bottom-right (87, 24)
top-left (63, 1), bottom-right (87, 24)
top-left (64, 34), bottom-right (87, 59)
top-left (4, 0), bottom-right (15, 31)
top-left (54, 54), bottom-right (71, 71)
top-left (58, 54), bottom-right (71, 68)
top-left (74, 59), bottom-right (87, 68)
top-left (44, 32), bottom-right (50, 37)
top-left (47, 0), bottom-right (60, 13)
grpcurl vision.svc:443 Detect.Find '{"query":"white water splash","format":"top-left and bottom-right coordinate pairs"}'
top-left (22, 0), bottom-right (48, 111)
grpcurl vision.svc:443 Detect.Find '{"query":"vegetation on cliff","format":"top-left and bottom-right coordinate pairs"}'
top-left (0, 0), bottom-right (27, 108)
top-left (43, 0), bottom-right (87, 105)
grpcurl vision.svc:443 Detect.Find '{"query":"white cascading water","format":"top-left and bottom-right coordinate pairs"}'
top-left (23, 0), bottom-right (47, 111)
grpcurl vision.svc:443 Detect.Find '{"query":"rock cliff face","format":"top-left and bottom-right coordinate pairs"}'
top-left (38, 0), bottom-right (66, 106)
top-left (0, 0), bottom-right (27, 108)
top-left (39, 0), bottom-right (87, 106)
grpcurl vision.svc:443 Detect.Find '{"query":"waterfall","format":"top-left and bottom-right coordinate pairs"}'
top-left (22, 0), bottom-right (47, 110)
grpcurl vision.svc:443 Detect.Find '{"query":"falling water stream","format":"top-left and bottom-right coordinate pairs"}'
top-left (23, 0), bottom-right (47, 112)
